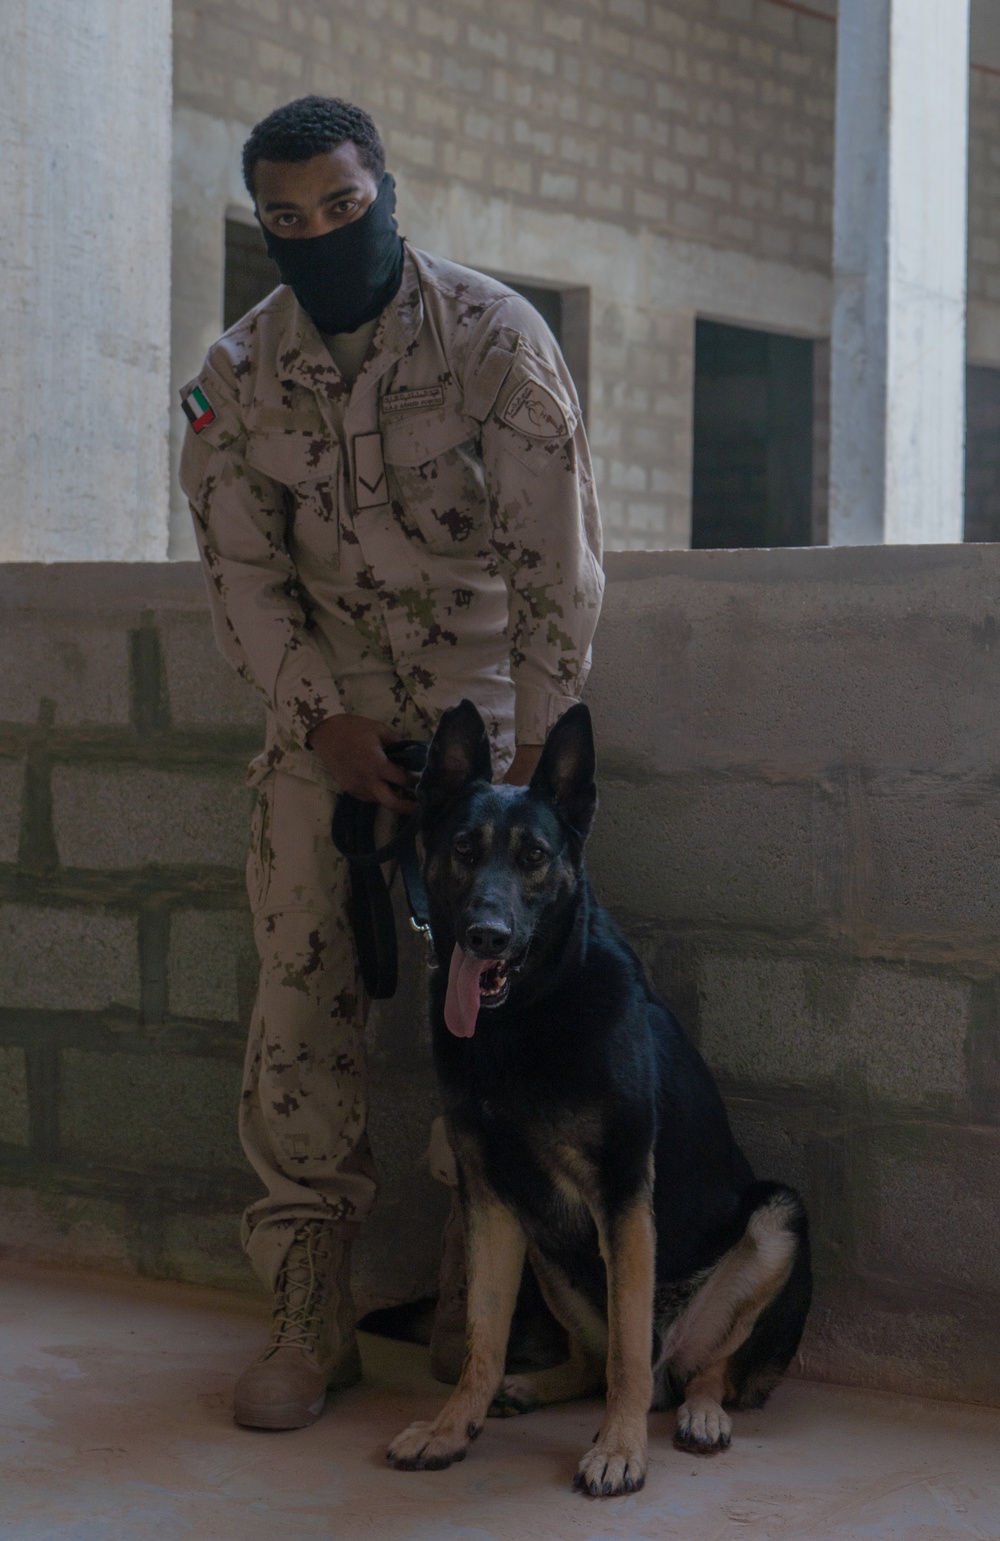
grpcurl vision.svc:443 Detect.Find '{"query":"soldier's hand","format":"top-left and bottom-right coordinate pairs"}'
top-left (307, 715), bottom-right (415, 813)
top-left (503, 745), bottom-right (543, 785)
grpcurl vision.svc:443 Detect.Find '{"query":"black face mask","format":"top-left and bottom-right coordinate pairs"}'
top-left (260, 172), bottom-right (405, 336)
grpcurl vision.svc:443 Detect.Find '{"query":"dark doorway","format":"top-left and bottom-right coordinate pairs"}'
top-left (692, 319), bottom-right (814, 549)
top-left (224, 217), bottom-right (281, 332)
top-left (965, 365), bottom-right (1000, 542)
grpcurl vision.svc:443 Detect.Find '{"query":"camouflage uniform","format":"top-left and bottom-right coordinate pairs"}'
top-left (179, 245), bottom-right (604, 1289)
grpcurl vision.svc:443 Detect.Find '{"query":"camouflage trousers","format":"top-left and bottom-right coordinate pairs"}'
top-left (238, 757), bottom-right (376, 1289)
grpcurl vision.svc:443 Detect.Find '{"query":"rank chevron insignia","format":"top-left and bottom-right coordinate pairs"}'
top-left (181, 384), bottom-right (216, 433)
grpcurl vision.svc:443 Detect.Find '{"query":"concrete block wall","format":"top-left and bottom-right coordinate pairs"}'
top-left (587, 544), bottom-right (1000, 1406)
top-left (3, 551), bottom-right (1000, 1405)
top-left (0, 565), bottom-right (446, 1310)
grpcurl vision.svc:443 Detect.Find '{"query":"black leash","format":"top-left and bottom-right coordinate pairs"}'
top-left (330, 740), bottom-right (431, 1000)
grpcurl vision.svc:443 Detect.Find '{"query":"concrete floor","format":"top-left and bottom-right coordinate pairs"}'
top-left (2, 1265), bottom-right (1000, 1541)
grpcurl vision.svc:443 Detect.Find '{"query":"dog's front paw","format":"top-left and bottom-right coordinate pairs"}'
top-left (573, 1439), bottom-right (647, 1497)
top-left (488, 1374), bottom-right (538, 1417)
top-left (674, 1396), bottom-right (732, 1455)
top-left (386, 1418), bottom-right (477, 1471)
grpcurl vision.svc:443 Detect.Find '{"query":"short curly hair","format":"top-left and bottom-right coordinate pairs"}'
top-left (242, 96), bottom-right (386, 197)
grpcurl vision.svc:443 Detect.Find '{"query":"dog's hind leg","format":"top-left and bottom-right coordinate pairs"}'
top-left (662, 1189), bottom-right (801, 1456)
top-left (490, 1245), bottom-right (607, 1416)
top-left (387, 1195), bottom-right (526, 1472)
top-left (573, 1195), bottom-right (656, 1497)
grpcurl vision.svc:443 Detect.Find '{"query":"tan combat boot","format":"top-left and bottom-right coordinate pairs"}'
top-left (234, 1219), bottom-right (362, 1430)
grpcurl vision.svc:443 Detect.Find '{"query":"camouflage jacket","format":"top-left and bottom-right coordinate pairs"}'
top-left (179, 245), bottom-right (604, 778)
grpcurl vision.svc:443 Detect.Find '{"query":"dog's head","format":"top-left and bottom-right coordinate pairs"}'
top-left (418, 699), bottom-right (597, 1037)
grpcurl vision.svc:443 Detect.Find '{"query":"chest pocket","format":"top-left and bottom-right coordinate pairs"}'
top-left (245, 430), bottom-right (342, 567)
top-left (380, 410), bottom-right (488, 555)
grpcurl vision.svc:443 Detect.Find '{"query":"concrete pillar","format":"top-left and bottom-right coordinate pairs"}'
top-left (0, 2), bottom-right (172, 561)
top-left (829, 0), bottom-right (970, 545)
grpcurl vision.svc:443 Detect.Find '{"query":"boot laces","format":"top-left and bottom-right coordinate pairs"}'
top-left (270, 1221), bottom-right (336, 1354)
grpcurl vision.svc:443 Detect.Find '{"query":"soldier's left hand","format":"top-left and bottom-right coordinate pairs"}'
top-left (503, 746), bottom-right (543, 786)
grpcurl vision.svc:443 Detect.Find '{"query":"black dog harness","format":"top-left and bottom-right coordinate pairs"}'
top-left (330, 739), bottom-right (431, 1000)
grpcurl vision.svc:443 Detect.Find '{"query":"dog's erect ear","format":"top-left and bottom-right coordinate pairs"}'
top-left (529, 703), bottom-right (597, 839)
top-left (419, 699), bottom-right (493, 817)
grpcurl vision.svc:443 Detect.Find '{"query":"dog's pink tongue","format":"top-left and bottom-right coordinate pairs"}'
top-left (445, 945), bottom-right (490, 1038)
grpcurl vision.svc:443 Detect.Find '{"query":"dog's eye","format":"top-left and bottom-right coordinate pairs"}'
top-left (452, 836), bottom-right (474, 862)
top-left (523, 843), bottom-right (548, 866)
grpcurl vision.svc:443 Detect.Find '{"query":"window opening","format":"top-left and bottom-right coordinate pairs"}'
top-left (692, 319), bottom-right (815, 550)
top-left (965, 365), bottom-right (1000, 543)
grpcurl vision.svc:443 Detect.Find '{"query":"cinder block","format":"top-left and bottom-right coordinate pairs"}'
top-left (698, 955), bottom-right (969, 1105)
top-left (60, 1049), bottom-right (245, 1172)
top-left (159, 614), bottom-right (264, 727)
top-left (860, 1124), bottom-right (1000, 1297)
top-left (0, 1047), bottom-right (30, 1145)
top-left (586, 574), bottom-right (1000, 778)
top-left (0, 759), bottom-right (25, 863)
top-left (0, 904), bottom-right (140, 1011)
top-left (158, 1212), bottom-right (259, 1292)
top-left (866, 789), bottom-right (1000, 937)
top-left (723, 1094), bottom-right (814, 1198)
top-left (52, 766), bottom-right (251, 870)
top-left (0, 618), bottom-right (130, 724)
top-left (587, 776), bottom-right (815, 929)
top-left (168, 908), bottom-right (255, 1021)
top-left (0, 1185), bottom-right (133, 1271)
top-left (798, 1281), bottom-right (999, 1407)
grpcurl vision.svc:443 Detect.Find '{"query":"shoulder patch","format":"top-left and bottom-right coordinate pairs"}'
top-left (501, 377), bottom-right (569, 440)
top-left (181, 383), bottom-right (217, 434)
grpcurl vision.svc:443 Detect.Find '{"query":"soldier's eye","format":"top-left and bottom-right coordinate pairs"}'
top-left (524, 843), bottom-right (548, 865)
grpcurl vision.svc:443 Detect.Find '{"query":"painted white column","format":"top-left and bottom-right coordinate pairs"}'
top-left (829, 0), bottom-right (970, 545)
top-left (0, 1), bottom-right (172, 561)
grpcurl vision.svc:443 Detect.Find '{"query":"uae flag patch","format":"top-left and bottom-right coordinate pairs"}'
top-left (181, 384), bottom-right (216, 434)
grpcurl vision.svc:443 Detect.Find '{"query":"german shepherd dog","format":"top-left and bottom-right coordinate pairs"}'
top-left (387, 701), bottom-right (811, 1497)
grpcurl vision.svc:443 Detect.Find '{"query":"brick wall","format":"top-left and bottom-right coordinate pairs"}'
top-left (169, 0), bottom-right (841, 556)
top-left (0, 565), bottom-right (446, 1308)
top-left (173, 0), bottom-right (837, 270)
top-left (169, 2), bottom-right (1000, 557)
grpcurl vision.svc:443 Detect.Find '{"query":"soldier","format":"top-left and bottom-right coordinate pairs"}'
top-left (179, 96), bottom-right (604, 1431)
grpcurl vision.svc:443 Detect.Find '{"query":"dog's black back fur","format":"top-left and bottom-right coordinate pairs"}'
top-left (418, 700), bottom-right (811, 1412)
